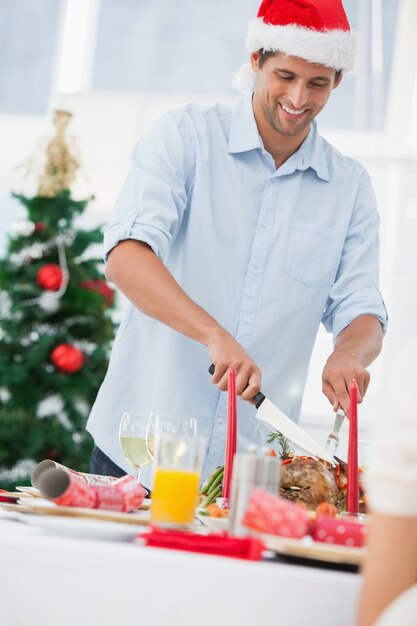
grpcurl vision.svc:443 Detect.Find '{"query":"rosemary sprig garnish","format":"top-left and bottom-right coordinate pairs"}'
top-left (266, 431), bottom-right (294, 459)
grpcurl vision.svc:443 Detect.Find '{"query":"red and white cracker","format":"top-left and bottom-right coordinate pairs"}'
top-left (312, 516), bottom-right (368, 547)
top-left (243, 487), bottom-right (309, 539)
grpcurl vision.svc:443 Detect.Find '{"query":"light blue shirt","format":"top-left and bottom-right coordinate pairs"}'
top-left (87, 95), bottom-right (387, 485)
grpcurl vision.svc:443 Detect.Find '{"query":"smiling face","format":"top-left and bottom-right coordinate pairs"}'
top-left (251, 51), bottom-right (342, 143)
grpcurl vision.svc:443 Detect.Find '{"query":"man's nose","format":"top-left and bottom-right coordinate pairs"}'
top-left (288, 81), bottom-right (308, 109)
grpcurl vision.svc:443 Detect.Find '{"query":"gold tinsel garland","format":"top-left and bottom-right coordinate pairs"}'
top-left (37, 110), bottom-right (80, 198)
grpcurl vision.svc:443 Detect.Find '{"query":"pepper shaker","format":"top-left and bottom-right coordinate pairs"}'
top-left (229, 448), bottom-right (281, 536)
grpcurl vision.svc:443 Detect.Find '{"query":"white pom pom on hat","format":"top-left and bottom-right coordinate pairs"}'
top-left (233, 0), bottom-right (358, 94)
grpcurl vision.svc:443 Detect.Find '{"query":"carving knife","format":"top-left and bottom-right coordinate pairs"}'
top-left (253, 392), bottom-right (336, 465)
top-left (209, 364), bottom-right (335, 465)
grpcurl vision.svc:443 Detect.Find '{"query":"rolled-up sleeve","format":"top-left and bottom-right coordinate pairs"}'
top-left (104, 110), bottom-right (196, 261)
top-left (321, 168), bottom-right (388, 339)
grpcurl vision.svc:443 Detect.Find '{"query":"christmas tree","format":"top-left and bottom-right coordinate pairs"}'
top-left (0, 110), bottom-right (115, 489)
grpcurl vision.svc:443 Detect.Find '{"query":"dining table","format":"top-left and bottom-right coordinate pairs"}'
top-left (0, 510), bottom-right (362, 626)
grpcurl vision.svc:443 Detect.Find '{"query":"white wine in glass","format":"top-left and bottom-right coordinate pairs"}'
top-left (120, 436), bottom-right (155, 469)
top-left (146, 414), bottom-right (197, 466)
top-left (119, 412), bottom-right (154, 483)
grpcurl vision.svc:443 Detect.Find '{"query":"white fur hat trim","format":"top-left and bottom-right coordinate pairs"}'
top-left (233, 18), bottom-right (357, 93)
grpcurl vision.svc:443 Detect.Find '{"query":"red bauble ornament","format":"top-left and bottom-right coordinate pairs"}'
top-left (81, 279), bottom-right (115, 306)
top-left (51, 343), bottom-right (84, 374)
top-left (35, 222), bottom-right (46, 232)
top-left (37, 264), bottom-right (63, 291)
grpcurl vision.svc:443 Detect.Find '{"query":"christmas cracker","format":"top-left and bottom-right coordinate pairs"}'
top-left (37, 467), bottom-right (145, 512)
top-left (32, 459), bottom-right (120, 488)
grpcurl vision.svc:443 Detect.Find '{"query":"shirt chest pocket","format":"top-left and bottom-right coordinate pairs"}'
top-left (283, 219), bottom-right (344, 287)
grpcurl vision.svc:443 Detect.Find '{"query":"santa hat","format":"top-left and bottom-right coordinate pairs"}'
top-left (233, 0), bottom-right (357, 93)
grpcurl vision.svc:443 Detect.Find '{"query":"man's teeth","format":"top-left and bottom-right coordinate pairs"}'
top-left (282, 104), bottom-right (305, 115)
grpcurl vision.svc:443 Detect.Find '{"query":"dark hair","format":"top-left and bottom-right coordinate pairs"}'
top-left (257, 49), bottom-right (342, 81)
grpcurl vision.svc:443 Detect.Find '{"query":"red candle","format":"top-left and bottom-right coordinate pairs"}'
top-left (346, 379), bottom-right (359, 514)
top-left (222, 367), bottom-right (237, 500)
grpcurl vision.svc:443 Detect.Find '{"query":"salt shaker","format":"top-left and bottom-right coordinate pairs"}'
top-left (229, 448), bottom-right (281, 536)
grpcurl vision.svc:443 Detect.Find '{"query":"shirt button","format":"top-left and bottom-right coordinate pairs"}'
top-left (125, 208), bottom-right (134, 216)
top-left (262, 221), bottom-right (268, 228)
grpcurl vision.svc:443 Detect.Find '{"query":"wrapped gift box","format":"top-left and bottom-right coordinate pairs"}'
top-left (312, 515), bottom-right (368, 547)
top-left (242, 487), bottom-right (309, 539)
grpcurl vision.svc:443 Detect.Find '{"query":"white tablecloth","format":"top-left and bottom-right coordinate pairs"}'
top-left (0, 518), bottom-right (361, 626)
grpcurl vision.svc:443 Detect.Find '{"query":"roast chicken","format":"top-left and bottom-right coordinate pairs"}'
top-left (280, 455), bottom-right (366, 512)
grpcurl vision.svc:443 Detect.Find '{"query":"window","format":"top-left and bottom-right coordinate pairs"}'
top-left (0, 0), bottom-right (62, 115)
top-left (91, 0), bottom-right (399, 130)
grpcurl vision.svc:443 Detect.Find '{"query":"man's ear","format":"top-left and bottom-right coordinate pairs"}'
top-left (333, 71), bottom-right (343, 89)
top-left (250, 51), bottom-right (261, 71)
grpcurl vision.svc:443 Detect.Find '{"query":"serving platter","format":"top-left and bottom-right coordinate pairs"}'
top-left (0, 501), bottom-right (151, 526)
top-left (15, 486), bottom-right (43, 497)
top-left (0, 491), bottom-right (25, 500)
top-left (12, 488), bottom-right (151, 510)
top-left (259, 532), bottom-right (366, 566)
top-left (196, 511), bottom-right (230, 532)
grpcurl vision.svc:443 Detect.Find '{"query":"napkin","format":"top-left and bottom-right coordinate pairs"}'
top-left (139, 526), bottom-right (265, 560)
top-left (0, 490), bottom-right (19, 504)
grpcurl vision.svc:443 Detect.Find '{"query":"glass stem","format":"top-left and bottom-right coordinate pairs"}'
top-left (134, 466), bottom-right (141, 484)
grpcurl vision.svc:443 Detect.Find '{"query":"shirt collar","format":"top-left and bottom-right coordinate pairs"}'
top-left (228, 95), bottom-right (330, 182)
top-left (228, 94), bottom-right (263, 154)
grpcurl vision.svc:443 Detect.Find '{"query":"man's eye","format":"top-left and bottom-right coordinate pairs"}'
top-left (310, 82), bottom-right (327, 88)
top-left (278, 74), bottom-right (293, 80)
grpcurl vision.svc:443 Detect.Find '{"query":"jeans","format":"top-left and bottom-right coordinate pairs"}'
top-left (89, 446), bottom-right (151, 496)
top-left (89, 446), bottom-right (126, 478)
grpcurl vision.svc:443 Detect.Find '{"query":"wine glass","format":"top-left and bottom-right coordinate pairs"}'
top-left (145, 414), bottom-right (197, 463)
top-left (119, 412), bottom-right (154, 483)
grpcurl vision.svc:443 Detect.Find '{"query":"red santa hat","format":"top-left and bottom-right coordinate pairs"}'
top-left (233, 0), bottom-right (357, 93)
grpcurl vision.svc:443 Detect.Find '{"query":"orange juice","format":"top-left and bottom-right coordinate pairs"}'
top-left (151, 467), bottom-right (200, 525)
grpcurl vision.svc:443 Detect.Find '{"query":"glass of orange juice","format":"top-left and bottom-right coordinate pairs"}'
top-left (151, 427), bottom-right (205, 528)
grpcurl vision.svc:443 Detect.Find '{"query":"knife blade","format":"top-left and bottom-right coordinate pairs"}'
top-left (208, 364), bottom-right (335, 465)
top-left (253, 392), bottom-right (335, 465)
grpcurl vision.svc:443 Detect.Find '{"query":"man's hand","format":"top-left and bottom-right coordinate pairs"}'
top-left (322, 315), bottom-right (383, 416)
top-left (208, 330), bottom-right (261, 402)
top-left (322, 350), bottom-right (370, 415)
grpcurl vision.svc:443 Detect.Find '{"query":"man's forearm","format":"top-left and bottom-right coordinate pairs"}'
top-left (105, 239), bottom-right (262, 397)
top-left (333, 314), bottom-right (383, 366)
top-left (106, 239), bottom-right (223, 346)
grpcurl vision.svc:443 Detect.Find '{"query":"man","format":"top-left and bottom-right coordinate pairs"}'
top-left (87, 0), bottom-right (387, 484)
